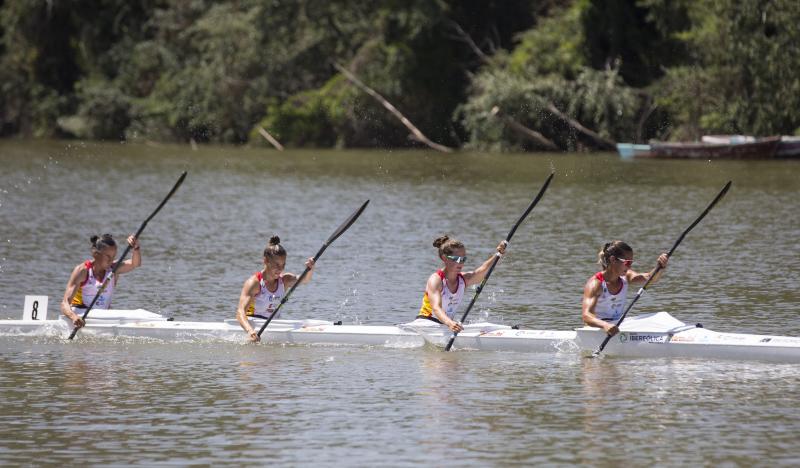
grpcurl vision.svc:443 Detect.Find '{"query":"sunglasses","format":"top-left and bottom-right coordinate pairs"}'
top-left (614, 256), bottom-right (633, 267)
top-left (445, 254), bottom-right (467, 264)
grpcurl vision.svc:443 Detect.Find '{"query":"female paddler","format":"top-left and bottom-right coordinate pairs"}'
top-left (582, 240), bottom-right (669, 336)
top-left (236, 235), bottom-right (315, 342)
top-left (414, 235), bottom-right (507, 332)
top-left (61, 234), bottom-right (141, 328)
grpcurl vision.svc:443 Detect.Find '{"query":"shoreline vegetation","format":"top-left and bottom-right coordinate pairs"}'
top-left (1, 0), bottom-right (799, 152)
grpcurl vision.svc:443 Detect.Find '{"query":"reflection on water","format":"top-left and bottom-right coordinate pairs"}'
top-left (0, 140), bottom-right (799, 464)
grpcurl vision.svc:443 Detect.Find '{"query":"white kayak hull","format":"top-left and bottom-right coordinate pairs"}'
top-left (0, 309), bottom-right (424, 348)
top-left (399, 320), bottom-right (578, 353)
top-left (3, 307), bottom-right (800, 361)
top-left (576, 312), bottom-right (800, 362)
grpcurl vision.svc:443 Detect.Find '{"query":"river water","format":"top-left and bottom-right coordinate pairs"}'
top-left (0, 140), bottom-right (798, 465)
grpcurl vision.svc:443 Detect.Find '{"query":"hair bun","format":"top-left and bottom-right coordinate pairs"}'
top-left (90, 235), bottom-right (99, 245)
top-left (433, 235), bottom-right (449, 248)
top-left (269, 235), bottom-right (281, 246)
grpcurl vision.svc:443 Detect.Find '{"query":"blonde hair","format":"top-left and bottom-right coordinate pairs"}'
top-left (433, 235), bottom-right (465, 257)
top-left (598, 240), bottom-right (632, 268)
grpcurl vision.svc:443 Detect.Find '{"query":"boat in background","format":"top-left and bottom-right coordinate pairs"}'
top-left (616, 135), bottom-right (800, 159)
top-left (777, 136), bottom-right (800, 158)
top-left (616, 143), bottom-right (653, 160)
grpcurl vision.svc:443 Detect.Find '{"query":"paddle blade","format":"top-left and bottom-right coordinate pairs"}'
top-left (134, 171), bottom-right (188, 237)
top-left (326, 199), bottom-right (370, 245)
top-left (505, 172), bottom-right (554, 242)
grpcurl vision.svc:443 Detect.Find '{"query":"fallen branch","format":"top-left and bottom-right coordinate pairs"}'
top-left (636, 97), bottom-right (657, 144)
top-left (445, 20), bottom-right (490, 64)
top-left (333, 62), bottom-right (455, 153)
top-left (490, 106), bottom-right (559, 151)
top-left (258, 126), bottom-right (285, 151)
top-left (546, 102), bottom-right (616, 150)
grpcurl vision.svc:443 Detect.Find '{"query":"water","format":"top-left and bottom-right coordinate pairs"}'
top-left (1, 140), bottom-right (799, 465)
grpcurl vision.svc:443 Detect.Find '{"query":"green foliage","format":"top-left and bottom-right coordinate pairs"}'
top-left (655, 0), bottom-right (800, 138)
top-left (509, 2), bottom-right (587, 79)
top-left (580, 0), bottom-right (689, 87)
top-left (64, 78), bottom-right (132, 140)
top-left (253, 76), bottom-right (356, 148)
top-left (1, 0), bottom-right (798, 148)
top-left (460, 65), bottom-right (641, 151)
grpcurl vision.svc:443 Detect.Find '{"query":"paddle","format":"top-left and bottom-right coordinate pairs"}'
top-left (592, 181), bottom-right (732, 357)
top-left (444, 172), bottom-right (555, 351)
top-left (257, 200), bottom-right (370, 337)
top-left (68, 171), bottom-right (188, 340)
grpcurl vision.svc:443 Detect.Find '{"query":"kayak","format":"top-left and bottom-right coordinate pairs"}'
top-left (4, 297), bottom-right (800, 361)
top-left (575, 312), bottom-right (800, 362)
top-left (4, 297), bottom-right (423, 347)
top-left (0, 308), bottom-right (425, 347)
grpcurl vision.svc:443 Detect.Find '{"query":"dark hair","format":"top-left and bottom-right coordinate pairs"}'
top-left (598, 240), bottom-right (633, 268)
top-left (433, 234), bottom-right (465, 258)
top-left (263, 235), bottom-right (287, 259)
top-left (90, 234), bottom-right (116, 251)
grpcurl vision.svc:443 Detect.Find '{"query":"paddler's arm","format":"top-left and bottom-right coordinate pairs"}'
top-left (582, 276), bottom-right (618, 336)
top-left (627, 253), bottom-right (669, 286)
top-left (61, 264), bottom-right (88, 328)
top-left (236, 277), bottom-right (260, 342)
top-left (283, 258), bottom-right (316, 288)
top-left (114, 235), bottom-right (142, 274)
top-left (425, 274), bottom-right (463, 333)
top-left (463, 240), bottom-right (507, 286)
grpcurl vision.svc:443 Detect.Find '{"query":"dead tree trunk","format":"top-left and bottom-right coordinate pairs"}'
top-left (546, 102), bottom-right (616, 150)
top-left (257, 126), bottom-right (285, 151)
top-left (490, 106), bottom-right (559, 151)
top-left (334, 63), bottom-right (455, 153)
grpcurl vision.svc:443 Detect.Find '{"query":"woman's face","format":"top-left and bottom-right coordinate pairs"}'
top-left (610, 251), bottom-right (633, 275)
top-left (93, 246), bottom-right (117, 270)
top-left (442, 246), bottom-right (467, 272)
top-left (264, 255), bottom-right (286, 280)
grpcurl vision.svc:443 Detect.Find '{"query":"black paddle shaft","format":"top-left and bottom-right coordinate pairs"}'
top-left (444, 173), bottom-right (555, 351)
top-left (257, 200), bottom-right (370, 337)
top-left (592, 181), bottom-right (732, 356)
top-left (68, 171), bottom-right (188, 340)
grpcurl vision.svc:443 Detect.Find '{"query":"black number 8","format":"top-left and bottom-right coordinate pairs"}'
top-left (32, 300), bottom-right (39, 320)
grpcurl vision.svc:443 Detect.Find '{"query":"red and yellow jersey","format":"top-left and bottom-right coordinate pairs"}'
top-left (418, 269), bottom-right (465, 321)
top-left (71, 260), bottom-right (115, 309)
top-left (593, 271), bottom-right (628, 321)
top-left (246, 271), bottom-right (286, 317)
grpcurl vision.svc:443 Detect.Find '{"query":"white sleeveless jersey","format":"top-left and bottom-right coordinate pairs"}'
top-left (71, 260), bottom-right (115, 309)
top-left (594, 272), bottom-right (627, 321)
top-left (441, 273), bottom-right (465, 319)
top-left (419, 270), bottom-right (465, 320)
top-left (248, 272), bottom-right (286, 318)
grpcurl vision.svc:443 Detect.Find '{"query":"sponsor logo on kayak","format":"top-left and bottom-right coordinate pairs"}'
top-left (669, 335), bottom-right (694, 343)
top-left (762, 337), bottom-right (800, 344)
top-left (717, 334), bottom-right (747, 342)
top-left (623, 333), bottom-right (667, 343)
